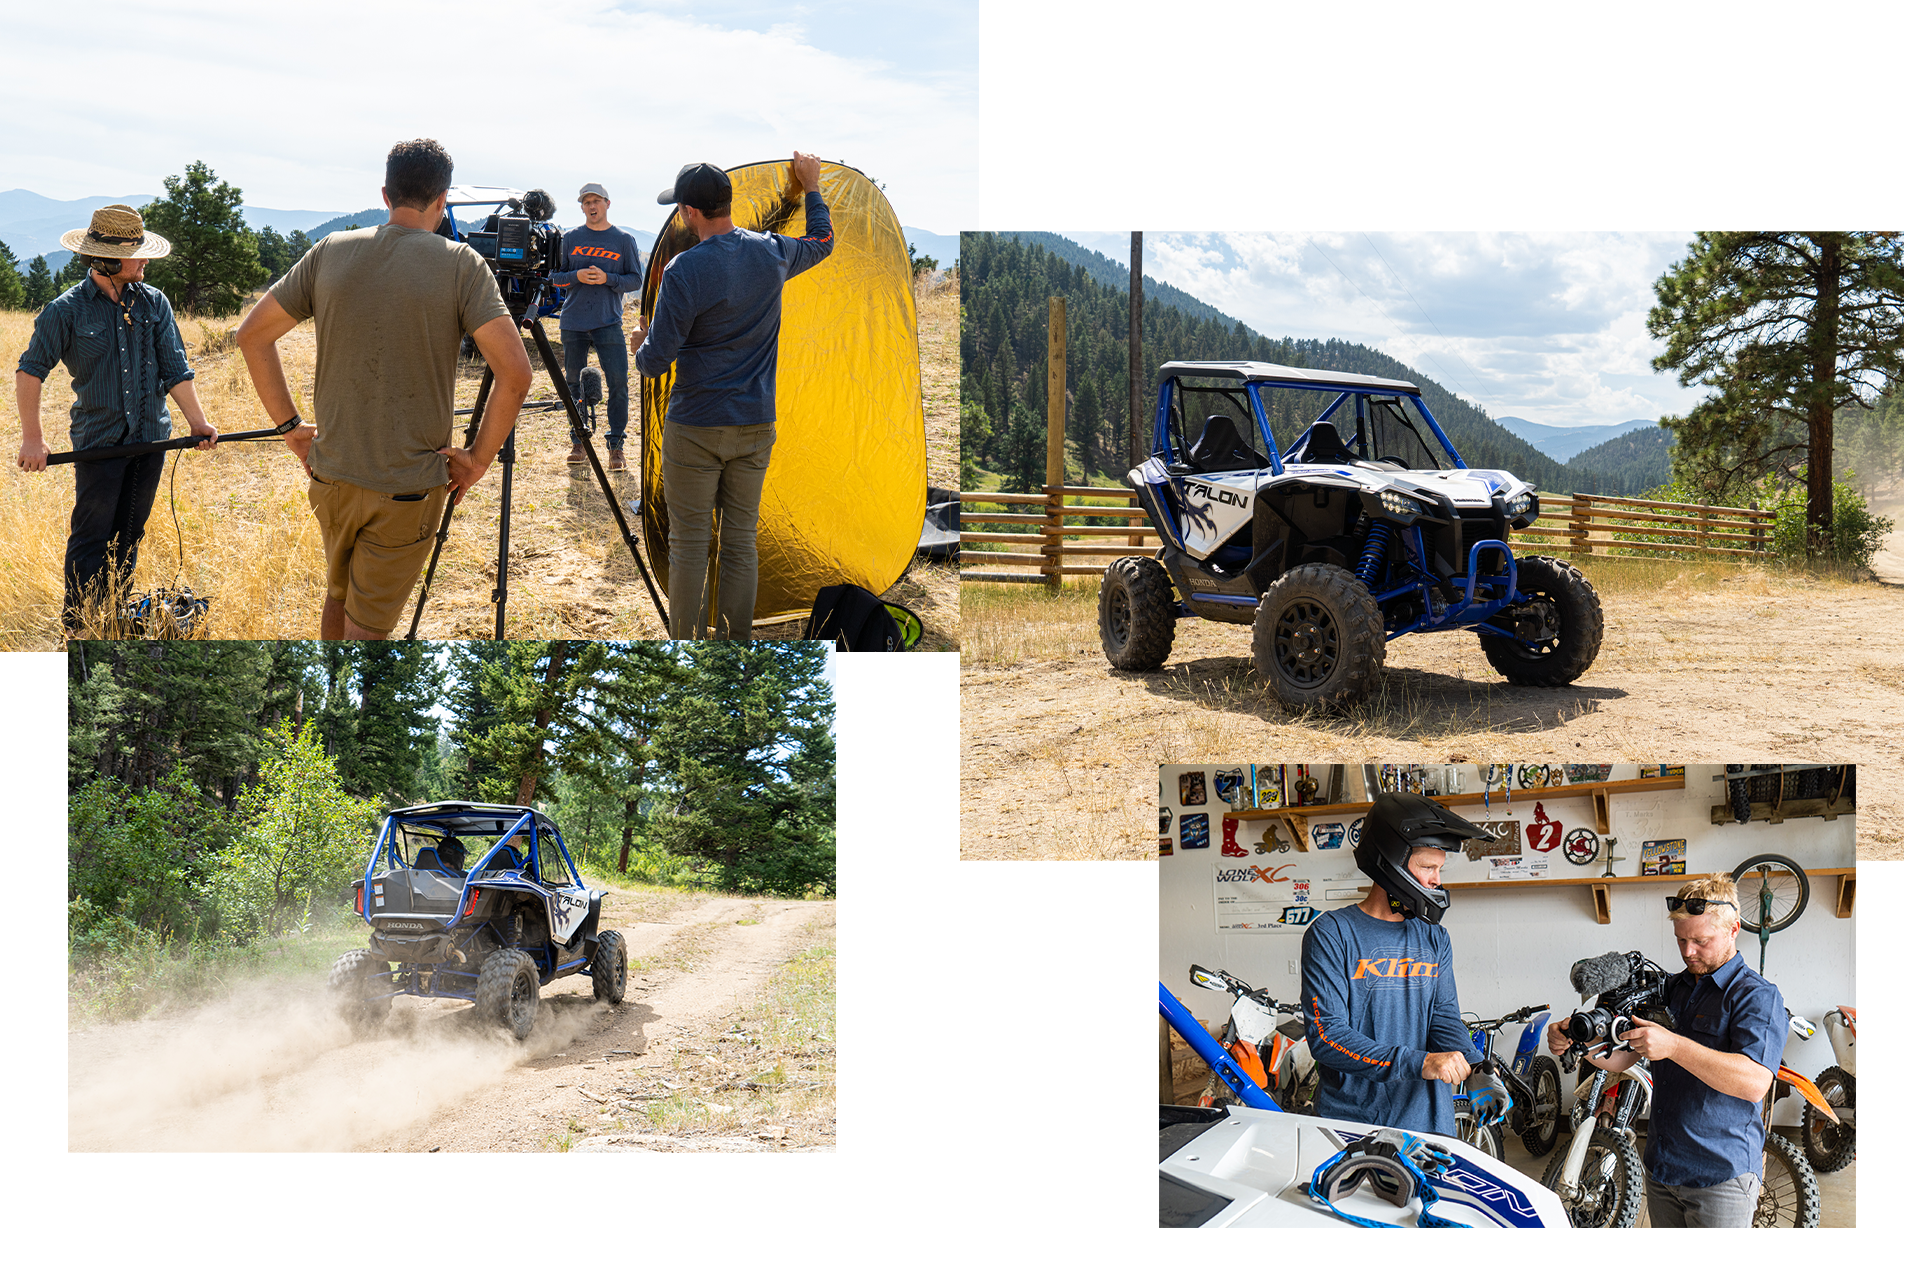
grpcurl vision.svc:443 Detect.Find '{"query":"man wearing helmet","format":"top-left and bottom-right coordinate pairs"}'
top-left (1299, 792), bottom-right (1487, 1135)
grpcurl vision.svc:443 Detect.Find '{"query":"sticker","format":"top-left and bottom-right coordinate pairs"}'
top-left (1562, 827), bottom-right (1600, 865)
top-left (1255, 825), bottom-right (1289, 855)
top-left (1159, 806), bottom-right (1172, 835)
top-left (1347, 817), bottom-right (1365, 847)
top-left (1180, 813), bottom-right (1210, 850)
top-left (1214, 767), bottom-right (1246, 804)
top-left (1179, 772), bottom-right (1206, 807)
top-left (1282, 905), bottom-right (1321, 927)
top-left (1160, 835), bottom-right (1173, 857)
top-left (1255, 765), bottom-right (1286, 809)
top-left (1640, 838), bottom-right (1686, 876)
top-left (1219, 817), bottom-right (1249, 857)
top-left (1311, 821), bottom-right (1346, 850)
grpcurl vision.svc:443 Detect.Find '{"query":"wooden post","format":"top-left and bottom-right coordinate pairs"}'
top-left (1571, 494), bottom-right (1591, 556)
top-left (1751, 503), bottom-right (1764, 556)
top-left (1696, 501), bottom-right (1708, 555)
top-left (1045, 296), bottom-right (1066, 589)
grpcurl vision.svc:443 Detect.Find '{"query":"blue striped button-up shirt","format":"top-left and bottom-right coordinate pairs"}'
top-left (16, 275), bottom-right (195, 451)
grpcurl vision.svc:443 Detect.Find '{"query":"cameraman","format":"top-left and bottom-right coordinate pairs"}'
top-left (236, 138), bottom-right (533, 640)
top-left (1298, 793), bottom-right (1487, 1136)
top-left (555, 183), bottom-right (643, 471)
top-left (1546, 873), bottom-right (1786, 1227)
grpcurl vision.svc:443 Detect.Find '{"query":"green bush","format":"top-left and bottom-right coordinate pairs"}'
top-left (69, 765), bottom-right (233, 946)
top-left (1637, 474), bottom-right (1890, 570)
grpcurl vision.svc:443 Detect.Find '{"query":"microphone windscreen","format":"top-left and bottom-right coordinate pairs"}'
top-left (1569, 951), bottom-right (1636, 997)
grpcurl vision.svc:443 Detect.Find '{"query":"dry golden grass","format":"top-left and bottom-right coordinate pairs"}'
top-left (4, 277), bottom-right (958, 648)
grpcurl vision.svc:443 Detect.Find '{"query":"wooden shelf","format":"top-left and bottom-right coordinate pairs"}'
top-left (1226, 774), bottom-right (1687, 849)
top-left (1442, 866), bottom-right (1856, 924)
top-left (1709, 797), bottom-right (1855, 825)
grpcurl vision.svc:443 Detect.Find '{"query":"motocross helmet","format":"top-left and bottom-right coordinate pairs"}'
top-left (1352, 793), bottom-right (1491, 924)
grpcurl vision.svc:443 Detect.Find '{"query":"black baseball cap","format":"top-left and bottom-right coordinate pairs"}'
top-left (658, 162), bottom-right (731, 209)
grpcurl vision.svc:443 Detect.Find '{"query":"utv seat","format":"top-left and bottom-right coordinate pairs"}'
top-left (1294, 419), bottom-right (1356, 465)
top-left (1187, 415), bottom-right (1268, 473)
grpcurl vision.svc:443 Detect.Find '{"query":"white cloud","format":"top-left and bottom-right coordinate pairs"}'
top-left (0, 0), bottom-right (975, 231)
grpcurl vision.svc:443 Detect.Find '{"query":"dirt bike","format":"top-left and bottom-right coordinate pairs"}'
top-left (1749, 1013), bottom-right (1840, 1227)
top-left (1540, 1042), bottom-right (1653, 1228)
top-left (1454, 1005), bottom-right (1554, 1162)
top-left (1186, 963), bottom-right (1316, 1112)
top-left (1800, 1005), bottom-right (1856, 1172)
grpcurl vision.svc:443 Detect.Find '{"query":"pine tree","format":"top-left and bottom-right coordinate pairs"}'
top-left (1648, 232), bottom-right (1903, 553)
top-left (23, 254), bottom-right (55, 309)
top-left (0, 240), bottom-right (26, 309)
top-left (140, 160), bottom-right (271, 316)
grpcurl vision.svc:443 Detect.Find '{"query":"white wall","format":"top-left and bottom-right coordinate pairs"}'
top-left (1160, 762), bottom-right (1857, 1122)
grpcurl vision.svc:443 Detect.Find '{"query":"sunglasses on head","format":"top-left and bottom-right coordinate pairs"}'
top-left (1667, 896), bottom-right (1734, 914)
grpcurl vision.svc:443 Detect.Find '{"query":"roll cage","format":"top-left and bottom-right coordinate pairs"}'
top-left (356, 802), bottom-right (585, 931)
top-left (1152, 361), bottom-right (1469, 476)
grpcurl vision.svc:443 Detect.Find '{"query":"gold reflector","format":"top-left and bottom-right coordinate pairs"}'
top-left (636, 160), bottom-right (925, 622)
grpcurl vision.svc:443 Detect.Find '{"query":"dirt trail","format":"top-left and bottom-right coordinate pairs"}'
top-left (961, 579), bottom-right (1901, 860)
top-left (68, 891), bottom-right (834, 1152)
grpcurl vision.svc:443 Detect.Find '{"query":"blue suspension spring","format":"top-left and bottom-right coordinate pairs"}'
top-left (1354, 520), bottom-right (1392, 590)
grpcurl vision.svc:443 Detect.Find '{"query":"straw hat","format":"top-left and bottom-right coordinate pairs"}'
top-left (59, 204), bottom-right (172, 259)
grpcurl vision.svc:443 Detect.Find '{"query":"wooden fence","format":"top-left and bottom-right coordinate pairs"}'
top-left (959, 488), bottom-right (1775, 587)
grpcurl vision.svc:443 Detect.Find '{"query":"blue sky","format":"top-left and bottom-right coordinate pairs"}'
top-left (1060, 231), bottom-right (1703, 426)
top-left (0, 1), bottom-right (976, 233)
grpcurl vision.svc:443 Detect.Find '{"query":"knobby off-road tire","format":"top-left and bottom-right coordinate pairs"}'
top-left (1542, 1126), bottom-right (1644, 1228)
top-left (1728, 764), bottom-right (1752, 824)
top-left (1099, 556), bottom-right (1178, 671)
top-left (1520, 1056), bottom-right (1562, 1157)
top-left (477, 948), bottom-right (540, 1040)
top-left (1250, 564), bottom-right (1385, 711)
top-left (1455, 1097), bottom-right (1507, 1162)
top-left (590, 929), bottom-right (628, 1005)
top-left (1479, 555), bottom-right (1604, 686)
top-left (1801, 1065), bottom-right (1855, 1172)
top-left (328, 949), bottom-right (391, 1032)
top-left (1754, 1131), bottom-right (1821, 1227)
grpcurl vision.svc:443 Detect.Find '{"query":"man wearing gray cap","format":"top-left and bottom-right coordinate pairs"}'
top-left (630, 152), bottom-right (833, 640)
top-left (555, 183), bottom-right (644, 470)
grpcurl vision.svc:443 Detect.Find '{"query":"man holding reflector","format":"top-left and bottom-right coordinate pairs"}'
top-left (15, 204), bottom-right (218, 635)
top-left (629, 150), bottom-right (833, 640)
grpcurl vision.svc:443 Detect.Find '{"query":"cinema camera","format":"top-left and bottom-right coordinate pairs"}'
top-left (1562, 950), bottom-right (1677, 1057)
top-left (459, 188), bottom-right (563, 314)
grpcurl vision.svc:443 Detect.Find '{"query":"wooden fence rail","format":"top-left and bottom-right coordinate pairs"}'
top-left (960, 487), bottom-right (1776, 586)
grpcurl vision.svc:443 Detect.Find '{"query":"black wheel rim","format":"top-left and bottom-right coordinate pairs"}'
top-left (1109, 592), bottom-right (1132, 644)
top-left (1273, 599), bottom-right (1338, 688)
top-left (511, 971), bottom-right (534, 1024)
top-left (1507, 591), bottom-right (1562, 657)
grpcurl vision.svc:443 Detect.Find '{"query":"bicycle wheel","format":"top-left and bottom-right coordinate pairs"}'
top-left (1541, 1127), bottom-right (1644, 1228)
top-left (1801, 1066), bottom-right (1856, 1172)
top-left (1520, 1056), bottom-right (1562, 1157)
top-left (1731, 855), bottom-right (1810, 934)
top-left (1455, 1097), bottom-right (1506, 1161)
top-left (1753, 1131), bottom-right (1820, 1227)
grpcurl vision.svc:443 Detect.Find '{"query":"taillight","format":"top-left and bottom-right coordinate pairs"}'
top-left (355, 882), bottom-right (364, 915)
top-left (462, 890), bottom-right (478, 919)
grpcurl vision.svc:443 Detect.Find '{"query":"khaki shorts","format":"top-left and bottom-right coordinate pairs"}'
top-left (307, 475), bottom-right (449, 634)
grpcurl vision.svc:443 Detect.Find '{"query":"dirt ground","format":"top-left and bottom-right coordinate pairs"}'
top-left (960, 574), bottom-right (1902, 861)
top-left (67, 890), bottom-right (835, 1152)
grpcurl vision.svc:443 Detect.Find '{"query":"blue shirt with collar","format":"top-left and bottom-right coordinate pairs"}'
top-left (16, 275), bottom-right (195, 451)
top-left (1644, 949), bottom-right (1787, 1187)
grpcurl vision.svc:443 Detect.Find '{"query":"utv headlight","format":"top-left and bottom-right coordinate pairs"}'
top-left (1380, 489), bottom-right (1425, 519)
top-left (1506, 491), bottom-right (1539, 526)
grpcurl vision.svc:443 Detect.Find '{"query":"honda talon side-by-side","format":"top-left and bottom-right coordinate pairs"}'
top-left (328, 802), bottom-right (627, 1039)
top-left (1101, 361), bottom-right (1604, 709)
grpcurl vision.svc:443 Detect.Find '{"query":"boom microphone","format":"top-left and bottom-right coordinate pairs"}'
top-left (1569, 951), bottom-right (1636, 998)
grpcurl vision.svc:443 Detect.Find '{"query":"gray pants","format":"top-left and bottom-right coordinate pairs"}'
top-left (661, 417), bottom-right (775, 640)
top-left (1647, 1173), bottom-right (1760, 1227)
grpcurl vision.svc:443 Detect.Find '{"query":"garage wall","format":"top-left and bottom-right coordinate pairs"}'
top-left (1159, 763), bottom-right (1857, 1122)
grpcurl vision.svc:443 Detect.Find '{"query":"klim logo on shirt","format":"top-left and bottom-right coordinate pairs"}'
top-left (572, 246), bottom-right (626, 261)
top-left (1351, 957), bottom-right (1439, 979)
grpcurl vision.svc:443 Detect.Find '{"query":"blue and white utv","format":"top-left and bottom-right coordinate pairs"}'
top-left (1101, 361), bottom-right (1604, 709)
top-left (328, 803), bottom-right (626, 1040)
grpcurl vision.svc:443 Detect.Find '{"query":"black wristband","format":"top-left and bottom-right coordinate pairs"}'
top-left (276, 412), bottom-right (304, 434)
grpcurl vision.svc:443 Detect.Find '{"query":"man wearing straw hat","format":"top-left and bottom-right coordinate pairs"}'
top-left (15, 203), bottom-right (218, 636)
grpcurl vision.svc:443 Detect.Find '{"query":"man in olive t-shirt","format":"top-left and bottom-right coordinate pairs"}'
top-left (237, 138), bottom-right (533, 640)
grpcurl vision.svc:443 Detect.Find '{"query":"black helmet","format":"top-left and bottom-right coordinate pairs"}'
top-left (1352, 793), bottom-right (1491, 924)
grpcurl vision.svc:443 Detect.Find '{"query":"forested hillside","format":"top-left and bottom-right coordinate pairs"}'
top-left (68, 641), bottom-right (835, 964)
top-left (1566, 426), bottom-right (1673, 493)
top-left (960, 232), bottom-right (1653, 496)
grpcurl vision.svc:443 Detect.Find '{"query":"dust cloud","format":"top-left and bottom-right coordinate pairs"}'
top-left (69, 981), bottom-right (605, 1151)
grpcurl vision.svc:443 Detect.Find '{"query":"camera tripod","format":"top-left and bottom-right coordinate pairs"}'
top-left (406, 312), bottom-right (668, 640)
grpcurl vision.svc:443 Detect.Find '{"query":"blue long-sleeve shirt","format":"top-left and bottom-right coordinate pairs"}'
top-left (1299, 904), bottom-right (1476, 1136)
top-left (634, 190), bottom-right (834, 427)
top-left (553, 224), bottom-right (644, 332)
top-left (16, 276), bottom-right (195, 450)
